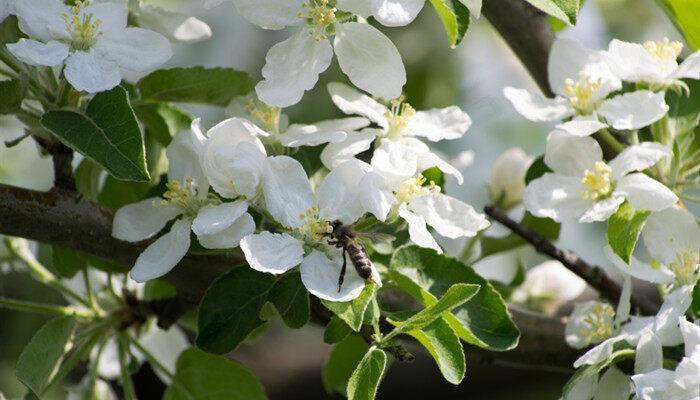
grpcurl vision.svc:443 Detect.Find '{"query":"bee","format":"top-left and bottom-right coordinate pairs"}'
top-left (326, 220), bottom-right (394, 292)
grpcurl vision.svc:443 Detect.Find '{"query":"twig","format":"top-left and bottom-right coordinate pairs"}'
top-left (484, 205), bottom-right (659, 315)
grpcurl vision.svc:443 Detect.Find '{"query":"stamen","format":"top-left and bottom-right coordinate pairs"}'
top-left (396, 174), bottom-right (440, 204)
top-left (298, 205), bottom-right (333, 241)
top-left (576, 303), bottom-right (615, 344)
top-left (668, 249), bottom-right (699, 286)
top-left (244, 98), bottom-right (281, 133)
top-left (643, 38), bottom-right (683, 64)
top-left (564, 72), bottom-right (602, 115)
top-left (581, 161), bottom-right (614, 200)
top-left (299, 0), bottom-right (337, 41)
top-left (62, 1), bottom-right (103, 51)
top-left (161, 178), bottom-right (212, 216)
top-left (384, 96), bottom-right (416, 139)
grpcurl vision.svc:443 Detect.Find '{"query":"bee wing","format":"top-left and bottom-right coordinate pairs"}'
top-left (355, 231), bottom-right (396, 243)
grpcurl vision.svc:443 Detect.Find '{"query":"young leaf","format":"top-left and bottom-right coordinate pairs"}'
top-left (0, 16), bottom-right (25, 46)
top-left (268, 272), bottom-right (310, 329)
top-left (665, 79), bottom-right (700, 134)
top-left (523, 0), bottom-right (580, 25)
top-left (42, 86), bottom-right (150, 182)
top-left (607, 201), bottom-right (651, 264)
top-left (323, 335), bottom-right (370, 395)
top-left (322, 282), bottom-right (376, 332)
top-left (133, 103), bottom-right (192, 147)
top-left (429, 0), bottom-right (471, 48)
top-left (16, 316), bottom-right (76, 396)
top-left (324, 316), bottom-right (352, 344)
top-left (0, 78), bottom-right (26, 114)
top-left (138, 67), bottom-right (255, 106)
top-left (661, 0), bottom-right (700, 50)
top-left (197, 268), bottom-right (276, 354)
top-left (562, 349), bottom-right (635, 398)
top-left (390, 245), bottom-right (520, 351)
top-left (164, 348), bottom-right (267, 400)
top-left (347, 348), bottom-right (387, 400)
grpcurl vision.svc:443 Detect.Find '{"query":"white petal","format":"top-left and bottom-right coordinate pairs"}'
top-left (555, 115), bottom-right (607, 137)
top-left (138, 326), bottom-right (189, 384)
top-left (398, 204), bottom-right (442, 253)
top-left (408, 193), bottom-right (489, 239)
top-left (191, 200), bottom-right (249, 236)
top-left (84, 3), bottom-right (127, 35)
top-left (605, 39), bottom-right (665, 83)
top-left (338, 0), bottom-right (372, 17)
top-left (206, 117), bottom-right (268, 151)
top-left (372, 0), bottom-right (425, 27)
top-left (578, 196), bottom-right (625, 223)
top-left (415, 148), bottom-right (464, 185)
top-left (240, 232), bottom-right (304, 274)
top-left (95, 339), bottom-right (120, 379)
top-left (643, 207), bottom-right (700, 264)
top-left (593, 367), bottom-right (631, 400)
top-left (280, 117), bottom-right (370, 147)
top-left (672, 51), bottom-right (700, 80)
top-left (300, 250), bottom-right (366, 302)
top-left (262, 156), bottom-right (315, 229)
top-left (615, 273), bottom-right (631, 326)
top-left (489, 147), bottom-right (532, 207)
top-left (359, 171), bottom-right (394, 222)
top-left (231, 0), bottom-right (302, 29)
top-left (609, 142), bottom-right (671, 179)
top-left (6, 39), bottom-right (68, 67)
top-left (95, 27), bottom-right (172, 73)
top-left (321, 128), bottom-right (378, 170)
top-left (573, 337), bottom-right (622, 368)
top-left (197, 213), bottom-right (255, 249)
top-left (166, 130), bottom-right (208, 192)
top-left (317, 158), bottom-right (372, 223)
top-left (139, 6), bottom-right (212, 42)
top-left (566, 373), bottom-right (598, 400)
top-left (371, 138), bottom-right (420, 186)
top-left (680, 317), bottom-right (700, 357)
top-left (172, 17), bottom-right (212, 42)
top-left (635, 332), bottom-right (663, 374)
top-left (631, 369), bottom-right (674, 400)
top-left (334, 22), bottom-right (406, 100)
top-left (112, 198), bottom-right (182, 242)
top-left (523, 173), bottom-right (590, 222)
top-left (13, 0), bottom-right (69, 42)
top-left (615, 173), bottom-right (678, 212)
top-left (256, 29), bottom-right (333, 107)
top-left (621, 316), bottom-right (655, 346)
top-left (64, 51), bottom-right (121, 93)
top-left (130, 219), bottom-right (192, 282)
top-left (502, 87), bottom-right (572, 122)
top-left (544, 130), bottom-right (602, 176)
top-left (604, 246), bottom-right (675, 285)
top-left (597, 91), bottom-right (668, 131)
top-left (407, 106), bottom-right (471, 141)
top-left (654, 285), bottom-right (694, 346)
top-left (327, 82), bottom-right (389, 127)
top-left (548, 38), bottom-right (619, 97)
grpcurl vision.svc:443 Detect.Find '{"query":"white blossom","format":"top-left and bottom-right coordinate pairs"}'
top-left (8, 0), bottom-right (172, 93)
top-left (511, 260), bottom-right (587, 316)
top-left (344, 0), bottom-right (481, 27)
top-left (117, 0), bottom-right (213, 42)
top-left (488, 147), bottom-right (533, 209)
top-left (0, 0), bottom-right (14, 21)
top-left (524, 131), bottom-right (678, 223)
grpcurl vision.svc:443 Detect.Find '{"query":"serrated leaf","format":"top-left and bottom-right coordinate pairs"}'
top-left (429, 0), bottom-right (471, 47)
top-left (322, 282), bottom-right (375, 332)
top-left (42, 86), bottom-right (149, 182)
top-left (268, 272), bottom-right (310, 329)
top-left (16, 316), bottom-right (76, 396)
top-left (662, 0), bottom-right (700, 50)
top-left (607, 201), bottom-right (650, 264)
top-left (390, 245), bottom-right (520, 350)
top-left (323, 335), bottom-right (370, 395)
top-left (138, 67), bottom-right (255, 106)
top-left (164, 348), bottom-right (267, 400)
top-left (347, 348), bottom-right (387, 400)
top-left (324, 316), bottom-right (352, 344)
top-left (0, 77), bottom-right (26, 114)
top-left (523, 0), bottom-right (580, 25)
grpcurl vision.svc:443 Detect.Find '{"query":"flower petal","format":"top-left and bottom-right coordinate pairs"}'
top-left (672, 51), bottom-right (700, 80)
top-left (130, 218), bottom-right (192, 282)
top-left (654, 285), bottom-right (694, 346)
top-left (317, 158), bottom-right (372, 223)
top-left (604, 245), bottom-right (675, 285)
top-left (398, 204), bottom-right (442, 253)
top-left (191, 200), bottom-right (249, 236)
top-left (631, 369), bottom-right (674, 400)
top-left (112, 198), bottom-right (182, 242)
top-left (280, 117), bottom-right (370, 147)
top-left (597, 91), bottom-right (668, 131)
top-left (679, 317), bottom-right (700, 357)
top-left (523, 173), bottom-right (590, 222)
top-left (371, 138), bottom-right (420, 186)
top-left (548, 38), bottom-right (619, 97)
top-left (358, 171), bottom-right (394, 222)
top-left (634, 332), bottom-right (663, 374)
top-left (555, 115), bottom-right (607, 137)
top-left (573, 337), bottom-right (622, 367)
top-left (609, 142), bottom-right (671, 179)
top-left (300, 250), bottom-right (366, 302)
top-left (489, 147), bottom-right (532, 207)
top-left (415, 147), bottom-right (464, 184)
top-left (256, 29), bottom-right (333, 107)
top-left (231, 0), bottom-right (302, 29)
top-left (95, 27), bottom-right (172, 74)
top-left (166, 130), bottom-right (209, 193)
top-left (338, 0), bottom-right (372, 17)
top-left (605, 39), bottom-right (666, 83)
top-left (407, 106), bottom-right (471, 141)
top-left (544, 130), bottom-right (603, 176)
top-left (64, 51), bottom-right (122, 93)
top-left (408, 193), bottom-right (489, 239)
top-left (138, 5), bottom-right (212, 42)
top-left (263, 156), bottom-right (315, 229)
top-left (321, 128), bottom-right (378, 170)
top-left (578, 196), bottom-right (625, 223)
top-left (593, 367), bottom-right (631, 400)
top-left (334, 22), bottom-right (406, 100)
top-left (13, 0), bottom-right (69, 42)
top-left (372, 0), bottom-right (425, 27)
top-left (240, 232), bottom-right (305, 274)
top-left (615, 173), bottom-right (678, 212)
top-left (6, 39), bottom-right (69, 67)
top-left (84, 2), bottom-right (128, 35)
top-left (197, 213), bottom-right (255, 249)
top-left (502, 87), bottom-right (572, 122)
top-left (643, 206), bottom-right (700, 264)
top-left (327, 82), bottom-right (389, 127)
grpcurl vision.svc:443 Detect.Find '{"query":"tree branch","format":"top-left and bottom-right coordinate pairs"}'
top-left (484, 205), bottom-right (659, 315)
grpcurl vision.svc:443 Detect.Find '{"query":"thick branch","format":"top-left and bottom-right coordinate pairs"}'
top-left (484, 205), bottom-right (659, 315)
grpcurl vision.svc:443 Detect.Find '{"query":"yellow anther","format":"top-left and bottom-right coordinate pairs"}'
top-left (564, 72), bottom-right (602, 115)
top-left (244, 98), bottom-right (281, 133)
top-left (298, 205), bottom-right (332, 241)
top-left (301, 0), bottom-right (337, 41)
top-left (668, 249), bottom-right (699, 286)
top-left (643, 38), bottom-right (683, 64)
top-left (62, 1), bottom-right (103, 51)
top-left (577, 303), bottom-right (615, 344)
top-left (385, 97), bottom-right (416, 139)
top-left (160, 178), bottom-right (211, 216)
top-left (581, 161), bottom-right (613, 200)
top-left (396, 174), bottom-right (440, 204)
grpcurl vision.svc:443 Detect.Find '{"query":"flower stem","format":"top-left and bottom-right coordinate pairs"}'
top-left (593, 129), bottom-right (625, 157)
top-left (118, 334), bottom-right (138, 400)
top-left (0, 296), bottom-right (94, 318)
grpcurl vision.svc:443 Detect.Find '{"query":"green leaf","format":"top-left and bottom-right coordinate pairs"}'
top-left (422, 167), bottom-right (445, 192)
top-left (525, 155), bottom-right (553, 184)
top-left (164, 348), bottom-right (267, 400)
top-left (324, 316), bottom-right (352, 344)
top-left (563, 349), bottom-right (634, 398)
top-left (523, 0), bottom-right (580, 25)
top-left (480, 212), bottom-right (560, 259)
top-left (134, 103), bottom-right (192, 146)
top-left (0, 78), bottom-right (26, 114)
top-left (429, 0), bottom-right (471, 48)
top-left (389, 284), bottom-right (479, 335)
top-left (97, 176), bottom-right (151, 208)
top-left (692, 279), bottom-right (700, 317)
top-left (322, 282), bottom-right (376, 332)
top-left (51, 246), bottom-right (86, 278)
top-left (665, 79), bottom-right (700, 133)
top-left (16, 316), bottom-right (76, 396)
top-left (197, 268), bottom-right (276, 354)
top-left (323, 335), bottom-right (370, 395)
top-left (138, 67), bottom-right (255, 106)
top-left (42, 86), bottom-right (149, 182)
top-left (268, 272), bottom-right (310, 329)
top-left (390, 245), bottom-right (520, 350)
top-left (387, 313), bottom-right (465, 384)
top-left (662, 0), bottom-right (700, 50)
top-left (74, 159), bottom-right (103, 201)
top-left (607, 201), bottom-right (650, 264)
top-left (0, 16), bottom-right (25, 46)
top-left (347, 348), bottom-right (387, 400)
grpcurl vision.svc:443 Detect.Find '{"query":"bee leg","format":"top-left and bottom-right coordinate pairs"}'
top-left (338, 248), bottom-right (347, 293)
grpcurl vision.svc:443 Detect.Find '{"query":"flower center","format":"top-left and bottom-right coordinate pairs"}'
top-left (564, 72), bottom-right (602, 115)
top-left (668, 249), bottom-right (699, 286)
top-left (581, 161), bottom-right (614, 200)
top-left (385, 97), bottom-right (416, 139)
top-left (244, 98), bottom-right (281, 134)
top-left (643, 38), bottom-right (683, 65)
top-left (396, 174), bottom-right (440, 204)
top-left (298, 205), bottom-right (332, 241)
top-left (161, 178), bottom-right (210, 216)
top-left (299, 0), bottom-right (337, 41)
top-left (577, 303), bottom-right (615, 345)
top-left (62, 1), bottom-right (103, 51)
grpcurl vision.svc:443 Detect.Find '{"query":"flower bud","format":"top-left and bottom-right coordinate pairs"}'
top-left (511, 260), bottom-right (587, 316)
top-left (489, 148), bottom-right (532, 209)
top-left (565, 301), bottom-right (615, 349)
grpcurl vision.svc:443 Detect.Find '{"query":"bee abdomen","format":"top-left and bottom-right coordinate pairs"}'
top-left (348, 245), bottom-right (373, 279)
